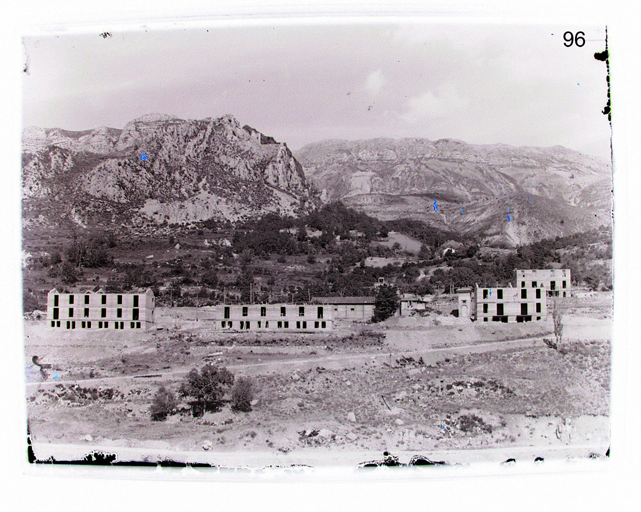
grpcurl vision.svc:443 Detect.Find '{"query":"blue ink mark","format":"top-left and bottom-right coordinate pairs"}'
top-left (140, 153), bottom-right (148, 161)
top-left (527, 196), bottom-right (530, 200)
top-left (507, 206), bottom-right (510, 213)
top-left (507, 214), bottom-right (512, 222)
top-left (54, 373), bottom-right (59, 380)
top-left (489, 289), bottom-right (492, 296)
top-left (433, 200), bottom-right (439, 212)
top-left (461, 208), bottom-right (464, 214)
top-left (442, 425), bottom-right (445, 429)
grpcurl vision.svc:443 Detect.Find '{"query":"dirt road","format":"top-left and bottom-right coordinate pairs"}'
top-left (26, 336), bottom-right (544, 392)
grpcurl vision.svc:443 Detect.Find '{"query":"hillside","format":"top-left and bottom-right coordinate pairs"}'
top-left (295, 138), bottom-right (612, 246)
top-left (22, 114), bottom-right (318, 233)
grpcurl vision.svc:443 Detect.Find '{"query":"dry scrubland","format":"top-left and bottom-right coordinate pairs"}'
top-left (25, 298), bottom-right (612, 467)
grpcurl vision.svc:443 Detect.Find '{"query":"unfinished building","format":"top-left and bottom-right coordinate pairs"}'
top-left (47, 288), bottom-right (155, 330)
top-left (211, 303), bottom-right (333, 331)
top-left (515, 269), bottom-right (571, 297)
top-left (474, 284), bottom-right (547, 323)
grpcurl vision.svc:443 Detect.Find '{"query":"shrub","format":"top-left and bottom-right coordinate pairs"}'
top-left (372, 284), bottom-right (399, 322)
top-left (231, 377), bottom-right (254, 412)
top-left (179, 364), bottom-right (235, 414)
top-left (150, 386), bottom-right (178, 421)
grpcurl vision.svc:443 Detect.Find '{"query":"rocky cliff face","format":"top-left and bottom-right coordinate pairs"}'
top-left (295, 138), bottom-right (612, 246)
top-left (22, 115), bottom-right (317, 230)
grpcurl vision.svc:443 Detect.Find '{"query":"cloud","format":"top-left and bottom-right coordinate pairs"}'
top-left (365, 69), bottom-right (386, 97)
top-left (401, 83), bottom-right (469, 123)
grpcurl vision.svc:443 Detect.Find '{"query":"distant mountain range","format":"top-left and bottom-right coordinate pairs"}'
top-left (22, 114), bottom-right (317, 233)
top-left (295, 138), bottom-right (612, 246)
top-left (22, 115), bottom-right (612, 247)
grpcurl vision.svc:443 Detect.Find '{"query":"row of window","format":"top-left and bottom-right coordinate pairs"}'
top-left (482, 289), bottom-right (544, 300)
top-left (482, 302), bottom-right (543, 315)
top-left (50, 320), bottom-right (143, 329)
top-left (225, 306), bottom-right (325, 319)
top-left (51, 307), bottom-right (140, 320)
top-left (519, 281), bottom-right (567, 289)
top-left (220, 320), bottom-right (328, 330)
top-left (482, 316), bottom-right (542, 322)
top-left (53, 294), bottom-right (140, 307)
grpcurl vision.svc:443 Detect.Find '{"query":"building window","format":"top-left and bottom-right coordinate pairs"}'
top-left (54, 295), bottom-right (59, 306)
top-left (521, 303), bottom-right (528, 315)
top-left (521, 281), bottom-right (525, 288)
top-left (536, 303), bottom-right (542, 313)
top-left (532, 281), bottom-right (537, 288)
top-left (550, 281), bottom-right (556, 290)
top-left (224, 306), bottom-right (230, 319)
top-left (321, 321), bottom-right (326, 328)
top-left (101, 295), bottom-right (107, 305)
top-left (51, 321), bottom-right (55, 327)
top-left (317, 307), bottom-right (324, 319)
top-left (265, 321), bottom-right (269, 328)
top-left (302, 321), bottom-right (307, 329)
top-left (299, 306), bottom-right (305, 317)
top-left (101, 308), bottom-right (106, 318)
top-left (278, 321), bottom-right (282, 328)
top-left (87, 322), bottom-right (91, 328)
top-left (104, 322), bottom-right (108, 328)
top-left (136, 322), bottom-right (141, 329)
top-left (53, 308), bottom-right (59, 320)
top-left (117, 295), bottom-right (123, 305)
top-left (84, 295), bottom-right (90, 305)
top-left (221, 321), bottom-right (226, 328)
top-left (242, 306), bottom-right (248, 317)
top-left (82, 308), bottom-right (88, 318)
top-left (115, 322), bottom-right (119, 330)
top-left (131, 322), bottom-right (135, 328)
top-left (280, 306), bottom-right (286, 317)
top-left (71, 321), bottom-right (76, 329)
top-left (82, 321), bottom-right (86, 328)
top-left (120, 322), bottom-right (124, 329)
top-left (536, 289), bottom-right (541, 299)
top-left (497, 290), bottom-right (503, 300)
top-left (258, 321), bottom-right (262, 328)
top-left (132, 309), bottom-right (139, 320)
top-left (99, 321), bottom-right (103, 328)
top-left (66, 321), bottom-right (70, 329)
top-left (246, 321), bottom-right (250, 329)
top-left (315, 321), bottom-right (319, 328)
top-left (562, 281), bottom-right (567, 289)
top-left (563, 292), bottom-right (566, 297)
top-left (284, 321), bottom-right (289, 328)
top-left (117, 308), bottom-right (122, 318)
top-left (69, 295), bottom-right (74, 304)
top-left (68, 308), bottom-right (74, 317)
top-left (483, 289), bottom-right (488, 299)
top-left (239, 321), bottom-right (244, 330)
top-left (497, 303), bottom-right (504, 316)
top-left (260, 306), bottom-right (266, 317)
top-left (521, 289), bottom-right (527, 299)
top-left (483, 304), bottom-right (488, 314)
top-left (133, 295), bottom-right (139, 307)
top-left (296, 321), bottom-right (301, 329)
top-left (483, 317), bottom-right (488, 322)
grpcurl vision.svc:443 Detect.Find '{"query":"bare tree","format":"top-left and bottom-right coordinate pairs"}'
top-left (552, 298), bottom-right (564, 348)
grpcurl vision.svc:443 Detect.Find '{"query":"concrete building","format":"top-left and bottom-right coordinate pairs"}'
top-left (47, 288), bottom-right (155, 330)
top-left (515, 269), bottom-right (571, 297)
top-left (474, 283), bottom-right (546, 323)
top-left (311, 296), bottom-right (375, 321)
top-left (210, 303), bottom-right (333, 331)
top-left (399, 294), bottom-right (430, 316)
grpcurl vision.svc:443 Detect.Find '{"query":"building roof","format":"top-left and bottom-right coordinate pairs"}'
top-left (311, 296), bottom-right (376, 305)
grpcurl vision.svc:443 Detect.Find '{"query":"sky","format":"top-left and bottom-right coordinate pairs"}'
top-left (22, 22), bottom-right (611, 159)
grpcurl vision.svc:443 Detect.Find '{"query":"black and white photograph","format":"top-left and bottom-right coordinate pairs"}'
top-left (19, 17), bottom-right (616, 479)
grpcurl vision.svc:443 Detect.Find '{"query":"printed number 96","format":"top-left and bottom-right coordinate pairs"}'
top-left (564, 31), bottom-right (585, 47)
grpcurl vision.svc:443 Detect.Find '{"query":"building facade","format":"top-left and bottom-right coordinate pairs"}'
top-left (515, 269), bottom-right (571, 297)
top-left (474, 284), bottom-right (546, 323)
top-left (47, 288), bottom-right (155, 330)
top-left (210, 303), bottom-right (333, 331)
top-left (311, 297), bottom-right (375, 321)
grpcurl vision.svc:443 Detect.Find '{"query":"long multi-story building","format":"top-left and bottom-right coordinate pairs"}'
top-left (211, 303), bottom-right (333, 331)
top-left (47, 288), bottom-right (155, 330)
top-left (515, 269), bottom-right (571, 297)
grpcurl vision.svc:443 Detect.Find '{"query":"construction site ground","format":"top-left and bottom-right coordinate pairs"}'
top-left (24, 294), bottom-right (612, 469)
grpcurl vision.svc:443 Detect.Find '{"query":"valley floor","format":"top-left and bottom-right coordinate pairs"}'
top-left (24, 298), bottom-right (612, 471)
